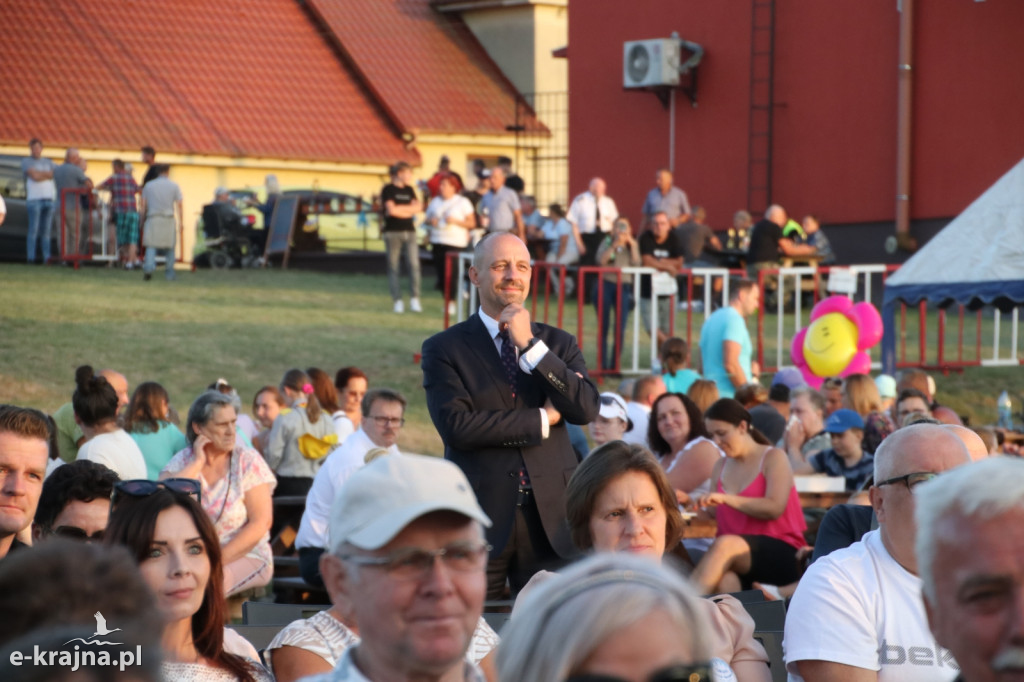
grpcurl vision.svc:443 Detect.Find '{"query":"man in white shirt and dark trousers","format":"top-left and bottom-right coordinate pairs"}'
top-left (567, 177), bottom-right (619, 267)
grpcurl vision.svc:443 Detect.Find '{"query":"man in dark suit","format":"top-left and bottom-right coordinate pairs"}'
top-left (422, 233), bottom-right (600, 598)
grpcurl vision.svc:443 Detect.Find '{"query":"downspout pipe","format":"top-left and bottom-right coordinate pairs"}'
top-left (895, 0), bottom-right (915, 250)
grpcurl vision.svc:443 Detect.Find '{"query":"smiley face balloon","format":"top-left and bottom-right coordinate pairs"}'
top-left (790, 296), bottom-right (883, 389)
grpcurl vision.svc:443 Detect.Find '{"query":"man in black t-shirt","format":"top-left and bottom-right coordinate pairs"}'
top-left (638, 211), bottom-right (683, 347)
top-left (381, 161), bottom-right (423, 314)
top-left (747, 204), bottom-right (816, 276)
top-left (140, 146), bottom-right (159, 187)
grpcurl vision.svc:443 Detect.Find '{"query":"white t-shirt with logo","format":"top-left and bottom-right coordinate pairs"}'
top-left (784, 529), bottom-right (958, 682)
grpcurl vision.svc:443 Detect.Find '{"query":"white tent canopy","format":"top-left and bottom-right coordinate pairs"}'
top-left (884, 156), bottom-right (1024, 310)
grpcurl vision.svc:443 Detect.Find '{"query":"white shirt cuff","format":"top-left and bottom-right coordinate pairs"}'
top-left (539, 408), bottom-right (550, 440)
top-left (518, 339), bottom-right (549, 372)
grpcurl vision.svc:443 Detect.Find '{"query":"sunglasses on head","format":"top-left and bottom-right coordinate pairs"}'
top-left (566, 663), bottom-right (713, 682)
top-left (111, 478), bottom-right (202, 507)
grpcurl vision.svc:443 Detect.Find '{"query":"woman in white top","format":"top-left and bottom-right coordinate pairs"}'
top-left (648, 392), bottom-right (725, 502)
top-left (541, 203), bottom-right (582, 266)
top-left (426, 173), bottom-right (476, 308)
top-left (333, 367), bottom-right (368, 432)
top-left (73, 365), bottom-right (147, 480)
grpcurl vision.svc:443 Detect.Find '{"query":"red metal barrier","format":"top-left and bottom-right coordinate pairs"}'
top-left (576, 266), bottom-right (628, 377)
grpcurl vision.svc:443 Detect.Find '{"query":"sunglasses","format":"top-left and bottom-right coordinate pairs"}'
top-left (875, 471), bottom-right (938, 492)
top-left (566, 663), bottom-right (713, 682)
top-left (52, 526), bottom-right (104, 541)
top-left (111, 478), bottom-right (202, 507)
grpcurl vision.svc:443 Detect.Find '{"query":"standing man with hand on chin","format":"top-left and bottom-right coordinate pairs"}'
top-left (422, 233), bottom-right (600, 599)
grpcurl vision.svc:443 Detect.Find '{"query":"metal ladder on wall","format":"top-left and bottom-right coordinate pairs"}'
top-left (746, 0), bottom-right (776, 215)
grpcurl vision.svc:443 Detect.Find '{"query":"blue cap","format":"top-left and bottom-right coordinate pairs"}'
top-left (771, 367), bottom-right (806, 391)
top-left (825, 409), bottom-right (864, 433)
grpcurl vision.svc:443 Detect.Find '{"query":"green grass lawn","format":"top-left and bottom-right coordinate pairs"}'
top-left (1, 264), bottom-right (1022, 457)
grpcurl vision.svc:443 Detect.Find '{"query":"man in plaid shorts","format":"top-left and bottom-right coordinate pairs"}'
top-left (98, 159), bottom-right (140, 268)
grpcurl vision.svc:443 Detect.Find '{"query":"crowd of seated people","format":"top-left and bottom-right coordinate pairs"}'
top-left (0, 358), bottom-right (1014, 682)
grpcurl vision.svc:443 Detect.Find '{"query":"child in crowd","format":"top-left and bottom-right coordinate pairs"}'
top-left (661, 337), bottom-right (702, 394)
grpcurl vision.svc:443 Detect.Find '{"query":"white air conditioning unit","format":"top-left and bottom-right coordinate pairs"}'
top-left (623, 38), bottom-right (681, 88)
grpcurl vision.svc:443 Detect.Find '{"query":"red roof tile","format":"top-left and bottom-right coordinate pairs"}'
top-left (0, 0), bottom-right (415, 164)
top-left (305, 0), bottom-right (543, 136)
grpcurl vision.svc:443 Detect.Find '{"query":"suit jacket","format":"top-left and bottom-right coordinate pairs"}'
top-left (421, 314), bottom-right (600, 558)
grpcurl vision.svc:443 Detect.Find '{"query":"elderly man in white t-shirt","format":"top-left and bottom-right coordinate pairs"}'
top-left (295, 388), bottom-right (406, 587)
top-left (784, 424), bottom-right (971, 682)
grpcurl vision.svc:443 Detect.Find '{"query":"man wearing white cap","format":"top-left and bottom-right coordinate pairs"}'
top-left (309, 453), bottom-right (492, 682)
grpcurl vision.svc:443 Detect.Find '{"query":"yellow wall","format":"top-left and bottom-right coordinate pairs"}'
top-left (459, 1), bottom-right (567, 96)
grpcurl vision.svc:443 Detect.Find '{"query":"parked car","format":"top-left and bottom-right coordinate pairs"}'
top-left (0, 155), bottom-right (32, 261)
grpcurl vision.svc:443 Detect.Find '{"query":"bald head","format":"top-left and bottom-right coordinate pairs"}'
top-left (64, 148), bottom-right (80, 163)
top-left (874, 423), bottom-right (970, 482)
top-left (98, 369), bottom-right (129, 410)
top-left (589, 177), bottom-right (606, 197)
top-left (871, 423), bottom-right (971, 573)
top-left (943, 424), bottom-right (989, 461)
top-left (765, 205), bottom-right (787, 227)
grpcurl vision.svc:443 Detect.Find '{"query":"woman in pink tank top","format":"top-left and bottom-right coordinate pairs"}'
top-left (691, 398), bottom-right (807, 595)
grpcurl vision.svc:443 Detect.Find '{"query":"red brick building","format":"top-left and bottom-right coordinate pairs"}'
top-left (568, 0), bottom-right (1024, 262)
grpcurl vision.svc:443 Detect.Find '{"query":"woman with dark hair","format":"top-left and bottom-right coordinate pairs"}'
top-left (251, 386), bottom-right (285, 454)
top-left (162, 390), bottom-right (276, 597)
top-left (559, 441), bottom-right (772, 682)
top-left (334, 367), bottom-right (367, 430)
top-left (105, 483), bottom-right (272, 681)
top-left (647, 392), bottom-right (724, 506)
top-left (692, 398), bottom-right (806, 595)
top-left (125, 381), bottom-right (187, 480)
top-left (74, 365), bottom-right (147, 480)
top-left (307, 367), bottom-right (354, 443)
top-left (264, 369), bottom-right (335, 496)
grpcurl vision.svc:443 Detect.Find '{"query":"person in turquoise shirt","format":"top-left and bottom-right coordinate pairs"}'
top-left (698, 280), bottom-right (761, 398)
top-left (124, 382), bottom-right (187, 479)
top-left (660, 336), bottom-right (701, 394)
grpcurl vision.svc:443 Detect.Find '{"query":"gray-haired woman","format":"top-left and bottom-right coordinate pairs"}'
top-left (497, 553), bottom-right (718, 682)
top-left (162, 390), bottom-right (277, 596)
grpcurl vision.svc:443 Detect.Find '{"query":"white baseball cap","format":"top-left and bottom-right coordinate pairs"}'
top-left (327, 453), bottom-right (492, 553)
top-left (599, 392), bottom-right (629, 422)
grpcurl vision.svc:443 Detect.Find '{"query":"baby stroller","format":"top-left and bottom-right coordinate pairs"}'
top-left (198, 203), bottom-right (258, 269)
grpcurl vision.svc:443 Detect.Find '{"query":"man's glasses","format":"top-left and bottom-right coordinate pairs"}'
top-left (52, 526), bottom-right (104, 542)
top-left (369, 416), bottom-right (405, 428)
top-left (566, 663), bottom-right (712, 682)
top-left (875, 471), bottom-right (938, 492)
top-left (111, 478), bottom-right (202, 507)
top-left (338, 541), bottom-right (491, 580)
